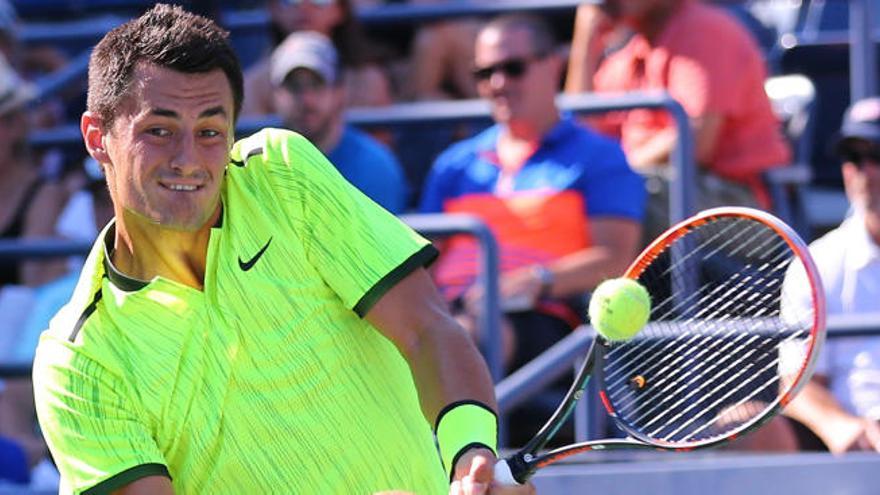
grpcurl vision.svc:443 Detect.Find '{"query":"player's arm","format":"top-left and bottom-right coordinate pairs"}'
top-left (365, 268), bottom-right (511, 488)
top-left (785, 376), bottom-right (880, 453)
top-left (112, 476), bottom-right (174, 495)
top-left (365, 267), bottom-right (496, 426)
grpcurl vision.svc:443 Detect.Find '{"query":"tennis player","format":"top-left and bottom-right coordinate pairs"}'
top-left (31, 5), bottom-right (532, 494)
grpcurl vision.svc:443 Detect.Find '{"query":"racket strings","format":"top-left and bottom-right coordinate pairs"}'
top-left (603, 226), bottom-right (794, 389)
top-left (601, 217), bottom-right (815, 445)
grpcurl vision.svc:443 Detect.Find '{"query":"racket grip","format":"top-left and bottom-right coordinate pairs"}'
top-left (493, 459), bottom-right (520, 486)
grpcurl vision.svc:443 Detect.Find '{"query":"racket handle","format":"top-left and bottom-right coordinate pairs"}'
top-left (493, 459), bottom-right (520, 486)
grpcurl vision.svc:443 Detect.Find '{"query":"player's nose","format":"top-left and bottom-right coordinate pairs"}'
top-left (169, 132), bottom-right (200, 175)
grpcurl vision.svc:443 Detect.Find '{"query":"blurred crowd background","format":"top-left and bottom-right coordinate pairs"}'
top-left (0, 0), bottom-right (876, 491)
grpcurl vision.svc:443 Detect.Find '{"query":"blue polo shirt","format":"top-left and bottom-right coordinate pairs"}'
top-left (328, 125), bottom-right (408, 213)
top-left (419, 115), bottom-right (645, 302)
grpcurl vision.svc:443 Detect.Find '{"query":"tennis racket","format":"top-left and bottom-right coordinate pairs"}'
top-left (494, 206), bottom-right (826, 485)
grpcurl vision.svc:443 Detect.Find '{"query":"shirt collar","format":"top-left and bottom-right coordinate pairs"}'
top-left (475, 114), bottom-right (577, 153)
top-left (842, 213), bottom-right (880, 269)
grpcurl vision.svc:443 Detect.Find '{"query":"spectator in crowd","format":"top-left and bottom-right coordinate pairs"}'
top-left (242, 0), bottom-right (392, 115)
top-left (0, 0), bottom-right (70, 129)
top-left (419, 14), bottom-right (645, 384)
top-left (784, 97), bottom-right (880, 453)
top-left (565, 0), bottom-right (790, 242)
top-left (403, 0), bottom-right (482, 101)
top-left (270, 31), bottom-right (407, 213)
top-left (0, 56), bottom-right (69, 288)
top-left (32, 5), bottom-right (532, 494)
top-left (0, 56), bottom-right (59, 487)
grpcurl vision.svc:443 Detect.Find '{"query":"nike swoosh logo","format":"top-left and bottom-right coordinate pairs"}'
top-left (238, 237), bottom-right (272, 271)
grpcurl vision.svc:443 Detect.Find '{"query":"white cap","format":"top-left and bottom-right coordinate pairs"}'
top-left (270, 31), bottom-right (338, 86)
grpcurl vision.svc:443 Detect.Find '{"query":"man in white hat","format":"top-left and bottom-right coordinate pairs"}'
top-left (271, 31), bottom-right (408, 213)
top-left (784, 97), bottom-right (880, 453)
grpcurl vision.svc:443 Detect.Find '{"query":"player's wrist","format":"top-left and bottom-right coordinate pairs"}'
top-left (434, 400), bottom-right (498, 481)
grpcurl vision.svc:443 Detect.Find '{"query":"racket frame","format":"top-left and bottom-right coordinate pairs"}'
top-left (498, 207), bottom-right (826, 484)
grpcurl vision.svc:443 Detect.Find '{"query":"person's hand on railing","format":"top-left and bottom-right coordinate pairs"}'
top-left (828, 416), bottom-right (880, 454)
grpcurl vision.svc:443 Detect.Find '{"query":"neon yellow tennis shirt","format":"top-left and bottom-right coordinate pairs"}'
top-left (33, 129), bottom-right (447, 494)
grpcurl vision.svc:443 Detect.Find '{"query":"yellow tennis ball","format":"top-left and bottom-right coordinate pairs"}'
top-left (588, 278), bottom-right (651, 342)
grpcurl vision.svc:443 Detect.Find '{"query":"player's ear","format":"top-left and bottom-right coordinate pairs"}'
top-left (81, 111), bottom-right (110, 164)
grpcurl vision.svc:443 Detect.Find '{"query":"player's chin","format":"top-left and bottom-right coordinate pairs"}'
top-left (154, 204), bottom-right (218, 231)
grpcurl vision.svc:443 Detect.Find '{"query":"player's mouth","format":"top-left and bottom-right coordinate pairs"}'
top-left (159, 181), bottom-right (204, 192)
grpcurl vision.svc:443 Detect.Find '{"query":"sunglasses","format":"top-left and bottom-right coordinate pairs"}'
top-left (472, 55), bottom-right (544, 82)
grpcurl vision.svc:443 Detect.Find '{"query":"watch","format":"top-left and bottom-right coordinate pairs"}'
top-left (532, 264), bottom-right (555, 298)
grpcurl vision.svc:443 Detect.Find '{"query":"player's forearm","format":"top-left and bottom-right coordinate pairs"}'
top-left (364, 268), bottom-right (497, 421)
top-left (406, 312), bottom-right (497, 422)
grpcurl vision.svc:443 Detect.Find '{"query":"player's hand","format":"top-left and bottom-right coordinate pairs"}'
top-left (450, 448), bottom-right (536, 495)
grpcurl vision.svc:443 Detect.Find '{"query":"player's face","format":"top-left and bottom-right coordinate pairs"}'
top-left (101, 63), bottom-right (234, 231)
top-left (474, 26), bottom-right (558, 126)
top-left (269, 0), bottom-right (344, 36)
top-left (273, 68), bottom-right (342, 145)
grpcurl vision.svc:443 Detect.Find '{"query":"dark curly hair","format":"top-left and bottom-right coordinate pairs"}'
top-left (87, 3), bottom-right (243, 129)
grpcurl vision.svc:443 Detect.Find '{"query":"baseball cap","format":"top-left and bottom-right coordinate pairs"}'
top-left (0, 55), bottom-right (35, 115)
top-left (270, 31), bottom-right (339, 87)
top-left (835, 96), bottom-right (880, 156)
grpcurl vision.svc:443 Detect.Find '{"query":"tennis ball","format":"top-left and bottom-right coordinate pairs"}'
top-left (588, 278), bottom-right (651, 342)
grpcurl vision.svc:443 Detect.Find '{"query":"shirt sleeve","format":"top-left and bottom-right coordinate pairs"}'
top-left (33, 339), bottom-right (169, 494)
top-left (257, 129), bottom-right (437, 316)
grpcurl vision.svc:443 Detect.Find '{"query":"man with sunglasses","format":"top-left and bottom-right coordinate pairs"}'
top-left (782, 97), bottom-right (880, 453)
top-left (419, 14), bottom-right (645, 443)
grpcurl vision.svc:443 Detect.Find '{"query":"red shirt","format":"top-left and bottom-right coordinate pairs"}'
top-left (594, 0), bottom-right (790, 186)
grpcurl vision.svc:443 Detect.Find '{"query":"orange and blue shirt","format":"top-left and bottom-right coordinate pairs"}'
top-left (418, 116), bottom-right (645, 311)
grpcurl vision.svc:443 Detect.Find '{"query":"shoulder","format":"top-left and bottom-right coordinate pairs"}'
top-left (232, 128), bottom-right (314, 164)
top-left (665, 3), bottom-right (760, 56)
top-left (677, 3), bottom-right (751, 36)
top-left (339, 127), bottom-right (399, 164)
top-left (229, 128), bottom-right (333, 182)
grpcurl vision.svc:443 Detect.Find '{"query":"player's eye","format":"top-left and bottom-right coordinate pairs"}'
top-left (146, 127), bottom-right (171, 137)
top-left (199, 129), bottom-right (221, 138)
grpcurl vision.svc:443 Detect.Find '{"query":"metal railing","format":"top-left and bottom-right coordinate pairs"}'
top-left (18, 0), bottom-right (588, 45)
top-left (29, 90), bottom-right (696, 224)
